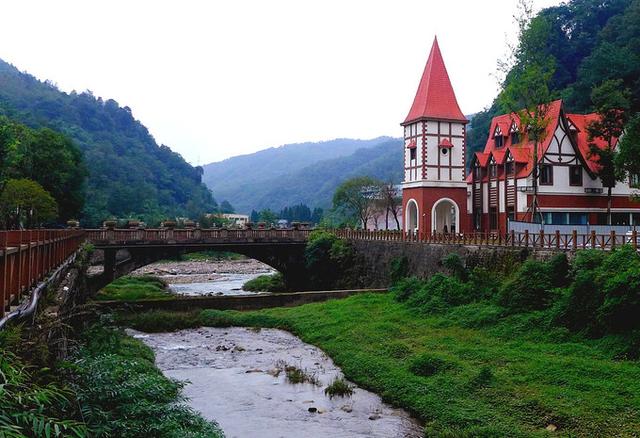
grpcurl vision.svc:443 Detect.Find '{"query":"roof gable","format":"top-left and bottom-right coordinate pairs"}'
top-left (403, 37), bottom-right (467, 125)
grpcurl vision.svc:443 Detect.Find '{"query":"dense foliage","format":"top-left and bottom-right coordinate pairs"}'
top-left (0, 59), bottom-right (216, 226)
top-left (96, 275), bottom-right (174, 301)
top-left (242, 273), bottom-right (286, 292)
top-left (393, 248), bottom-right (640, 358)
top-left (467, 0), bottom-right (640, 161)
top-left (304, 230), bottom-right (355, 290)
top-left (0, 116), bottom-right (86, 226)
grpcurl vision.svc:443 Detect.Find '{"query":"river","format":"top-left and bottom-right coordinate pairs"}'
top-left (128, 257), bottom-right (423, 437)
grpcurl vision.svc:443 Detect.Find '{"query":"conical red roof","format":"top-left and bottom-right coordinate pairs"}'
top-left (403, 37), bottom-right (467, 125)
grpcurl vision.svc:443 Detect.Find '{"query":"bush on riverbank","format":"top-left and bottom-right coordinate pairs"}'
top-left (96, 275), bottom-right (175, 301)
top-left (69, 325), bottom-right (223, 438)
top-left (304, 230), bottom-right (355, 289)
top-left (242, 273), bottom-right (286, 292)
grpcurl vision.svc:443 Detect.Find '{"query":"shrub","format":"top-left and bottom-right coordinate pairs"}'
top-left (498, 259), bottom-right (554, 313)
top-left (324, 377), bottom-right (354, 399)
top-left (442, 253), bottom-right (468, 281)
top-left (242, 273), bottom-right (286, 292)
top-left (548, 253), bottom-right (570, 287)
top-left (391, 276), bottom-right (423, 302)
top-left (409, 353), bottom-right (455, 377)
top-left (407, 274), bottom-right (474, 313)
top-left (304, 230), bottom-right (354, 289)
top-left (469, 365), bottom-right (494, 389)
top-left (389, 256), bottom-right (410, 284)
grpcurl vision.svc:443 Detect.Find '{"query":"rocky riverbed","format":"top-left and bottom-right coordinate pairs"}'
top-left (131, 327), bottom-right (423, 438)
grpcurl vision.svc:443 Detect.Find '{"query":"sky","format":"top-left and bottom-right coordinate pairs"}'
top-left (0, 0), bottom-right (562, 165)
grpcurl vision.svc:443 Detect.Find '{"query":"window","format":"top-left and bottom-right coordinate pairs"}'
top-left (441, 148), bottom-right (448, 155)
top-left (474, 210), bottom-right (482, 230)
top-left (511, 132), bottom-right (520, 144)
top-left (597, 213), bottom-right (631, 225)
top-left (473, 165), bottom-right (480, 179)
top-left (410, 147), bottom-right (416, 161)
top-left (507, 206), bottom-right (515, 222)
top-left (489, 207), bottom-right (498, 230)
top-left (569, 165), bottom-right (583, 186)
top-left (495, 136), bottom-right (504, 148)
top-left (505, 161), bottom-right (514, 176)
top-left (490, 164), bottom-right (497, 178)
top-left (630, 173), bottom-right (640, 188)
top-left (633, 213), bottom-right (640, 226)
top-left (568, 212), bottom-right (588, 225)
top-left (539, 164), bottom-right (553, 185)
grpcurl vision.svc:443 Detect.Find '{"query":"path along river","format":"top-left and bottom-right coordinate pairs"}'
top-left (129, 258), bottom-right (423, 437)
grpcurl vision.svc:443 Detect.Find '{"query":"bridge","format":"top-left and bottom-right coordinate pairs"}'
top-left (85, 228), bottom-right (313, 293)
top-left (2, 226), bottom-right (637, 319)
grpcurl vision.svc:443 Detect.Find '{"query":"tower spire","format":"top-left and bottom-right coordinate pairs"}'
top-left (403, 37), bottom-right (466, 125)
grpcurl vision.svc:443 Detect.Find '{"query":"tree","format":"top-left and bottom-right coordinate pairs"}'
top-left (498, 0), bottom-right (556, 223)
top-left (332, 176), bottom-right (383, 230)
top-left (379, 183), bottom-right (401, 230)
top-left (587, 79), bottom-right (631, 224)
top-left (616, 112), bottom-right (640, 196)
top-left (258, 209), bottom-right (277, 225)
top-left (250, 209), bottom-right (259, 223)
top-left (0, 178), bottom-right (58, 228)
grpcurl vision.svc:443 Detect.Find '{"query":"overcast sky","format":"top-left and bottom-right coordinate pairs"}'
top-left (0, 0), bottom-right (561, 164)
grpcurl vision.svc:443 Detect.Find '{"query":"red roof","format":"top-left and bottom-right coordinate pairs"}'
top-left (565, 113), bottom-right (617, 174)
top-left (439, 138), bottom-right (454, 148)
top-left (474, 152), bottom-right (490, 167)
top-left (403, 37), bottom-right (467, 125)
top-left (476, 99), bottom-right (616, 178)
top-left (406, 139), bottom-right (417, 149)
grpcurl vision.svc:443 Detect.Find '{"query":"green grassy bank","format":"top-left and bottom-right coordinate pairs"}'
top-left (96, 275), bottom-right (175, 301)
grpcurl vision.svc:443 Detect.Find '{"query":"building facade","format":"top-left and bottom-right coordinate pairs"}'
top-left (401, 37), bottom-right (469, 235)
top-left (402, 38), bottom-right (640, 234)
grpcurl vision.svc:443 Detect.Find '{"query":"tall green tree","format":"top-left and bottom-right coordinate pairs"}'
top-left (498, 0), bottom-right (557, 223)
top-left (587, 79), bottom-right (631, 224)
top-left (332, 176), bottom-right (383, 230)
top-left (616, 112), bottom-right (640, 194)
top-left (0, 178), bottom-right (58, 228)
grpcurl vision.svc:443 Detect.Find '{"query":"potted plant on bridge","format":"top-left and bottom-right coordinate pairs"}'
top-left (126, 219), bottom-right (140, 229)
top-left (161, 220), bottom-right (176, 229)
top-left (66, 219), bottom-right (80, 228)
top-left (103, 219), bottom-right (117, 230)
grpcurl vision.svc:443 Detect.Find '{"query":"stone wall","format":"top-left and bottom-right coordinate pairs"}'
top-left (349, 240), bottom-right (560, 288)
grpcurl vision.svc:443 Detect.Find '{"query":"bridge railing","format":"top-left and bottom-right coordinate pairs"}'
top-left (85, 228), bottom-right (313, 244)
top-left (1, 229), bottom-right (85, 318)
top-left (331, 228), bottom-right (638, 251)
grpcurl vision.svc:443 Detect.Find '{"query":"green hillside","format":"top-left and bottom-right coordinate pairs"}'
top-left (0, 59), bottom-right (216, 226)
top-left (204, 138), bottom-right (402, 213)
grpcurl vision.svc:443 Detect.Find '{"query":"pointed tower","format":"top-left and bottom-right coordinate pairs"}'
top-left (402, 37), bottom-right (469, 235)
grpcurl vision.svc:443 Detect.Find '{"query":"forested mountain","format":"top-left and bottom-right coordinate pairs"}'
top-left (467, 0), bottom-right (640, 160)
top-left (0, 59), bottom-right (216, 226)
top-left (204, 138), bottom-right (402, 213)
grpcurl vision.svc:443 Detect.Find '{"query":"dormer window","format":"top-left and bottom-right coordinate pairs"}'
top-left (509, 122), bottom-right (520, 144)
top-left (495, 136), bottom-right (504, 148)
top-left (506, 161), bottom-right (514, 176)
top-left (490, 163), bottom-right (497, 177)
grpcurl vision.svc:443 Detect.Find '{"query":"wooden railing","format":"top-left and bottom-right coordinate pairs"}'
top-left (332, 228), bottom-right (639, 251)
top-left (1, 229), bottom-right (85, 318)
top-left (85, 228), bottom-right (312, 245)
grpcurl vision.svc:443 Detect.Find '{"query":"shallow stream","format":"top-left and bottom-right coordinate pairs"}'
top-left (132, 327), bottom-right (423, 438)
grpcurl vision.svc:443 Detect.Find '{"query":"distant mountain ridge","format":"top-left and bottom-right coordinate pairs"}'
top-left (203, 137), bottom-right (402, 213)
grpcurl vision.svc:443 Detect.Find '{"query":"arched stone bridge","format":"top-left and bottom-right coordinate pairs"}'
top-left (86, 228), bottom-right (312, 292)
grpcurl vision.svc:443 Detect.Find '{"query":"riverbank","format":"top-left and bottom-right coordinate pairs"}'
top-left (119, 292), bottom-right (640, 437)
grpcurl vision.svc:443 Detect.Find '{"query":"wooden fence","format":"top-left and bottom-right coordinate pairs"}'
top-left (333, 228), bottom-right (639, 251)
top-left (1, 230), bottom-right (85, 318)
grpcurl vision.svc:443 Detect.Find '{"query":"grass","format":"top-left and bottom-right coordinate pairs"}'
top-left (118, 293), bottom-right (640, 437)
top-left (242, 273), bottom-right (286, 292)
top-left (324, 377), bottom-right (354, 399)
top-left (95, 275), bottom-right (175, 301)
top-left (284, 365), bottom-right (320, 385)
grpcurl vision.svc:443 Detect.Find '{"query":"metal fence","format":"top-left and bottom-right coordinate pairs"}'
top-left (508, 220), bottom-right (637, 235)
top-left (1, 230), bottom-right (85, 318)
